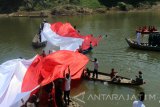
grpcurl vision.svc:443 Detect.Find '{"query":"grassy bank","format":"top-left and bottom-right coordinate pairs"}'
top-left (0, 0), bottom-right (160, 17)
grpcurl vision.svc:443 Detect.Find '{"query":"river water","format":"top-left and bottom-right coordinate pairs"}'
top-left (0, 12), bottom-right (160, 107)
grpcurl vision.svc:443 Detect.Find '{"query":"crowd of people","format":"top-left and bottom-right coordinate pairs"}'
top-left (136, 28), bottom-right (160, 47)
top-left (137, 26), bottom-right (157, 33)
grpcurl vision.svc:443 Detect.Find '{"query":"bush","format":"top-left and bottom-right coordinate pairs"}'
top-left (118, 2), bottom-right (127, 11)
top-left (69, 0), bottom-right (80, 5)
top-left (19, 6), bottom-right (26, 11)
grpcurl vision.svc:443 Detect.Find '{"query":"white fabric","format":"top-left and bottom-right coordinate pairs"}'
top-left (41, 32), bottom-right (47, 42)
top-left (133, 100), bottom-right (145, 107)
top-left (0, 56), bottom-right (36, 107)
top-left (41, 23), bottom-right (84, 52)
top-left (65, 76), bottom-right (71, 91)
top-left (44, 41), bottom-right (60, 54)
top-left (94, 61), bottom-right (98, 70)
top-left (136, 32), bottom-right (141, 45)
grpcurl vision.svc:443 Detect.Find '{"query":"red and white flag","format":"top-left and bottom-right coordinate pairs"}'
top-left (0, 50), bottom-right (89, 107)
top-left (41, 22), bottom-right (102, 53)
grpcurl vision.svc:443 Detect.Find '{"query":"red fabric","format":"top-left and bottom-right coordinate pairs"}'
top-left (51, 22), bottom-right (81, 38)
top-left (91, 35), bottom-right (102, 47)
top-left (50, 22), bottom-right (102, 51)
top-left (81, 35), bottom-right (102, 50)
top-left (21, 55), bottom-right (43, 92)
top-left (22, 50), bottom-right (89, 92)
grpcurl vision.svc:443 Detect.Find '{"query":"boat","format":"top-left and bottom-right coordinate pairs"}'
top-left (83, 70), bottom-right (144, 86)
top-left (82, 47), bottom-right (93, 54)
top-left (125, 38), bottom-right (160, 51)
top-left (29, 14), bottom-right (48, 18)
top-left (32, 34), bottom-right (47, 49)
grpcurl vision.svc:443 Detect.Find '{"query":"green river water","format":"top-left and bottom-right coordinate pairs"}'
top-left (0, 11), bottom-right (160, 107)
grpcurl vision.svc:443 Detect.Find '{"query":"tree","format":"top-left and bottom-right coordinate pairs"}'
top-left (0, 0), bottom-right (22, 13)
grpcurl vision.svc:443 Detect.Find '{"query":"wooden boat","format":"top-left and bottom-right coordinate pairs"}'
top-left (125, 38), bottom-right (160, 51)
top-left (32, 34), bottom-right (47, 49)
top-left (84, 70), bottom-right (144, 86)
top-left (29, 15), bottom-right (48, 18)
top-left (82, 47), bottom-right (93, 54)
top-left (29, 12), bottom-right (48, 18)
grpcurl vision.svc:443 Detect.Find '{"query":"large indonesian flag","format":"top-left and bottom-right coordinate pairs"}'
top-left (41, 22), bottom-right (102, 53)
top-left (0, 50), bottom-right (89, 107)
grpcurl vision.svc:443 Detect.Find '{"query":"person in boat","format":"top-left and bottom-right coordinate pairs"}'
top-left (138, 27), bottom-right (142, 32)
top-left (49, 50), bottom-right (52, 54)
top-left (64, 66), bottom-right (71, 106)
top-left (91, 58), bottom-right (99, 79)
top-left (110, 68), bottom-right (118, 79)
top-left (86, 68), bottom-right (91, 78)
top-left (142, 26), bottom-right (146, 33)
top-left (82, 68), bottom-right (91, 79)
top-left (138, 71), bottom-right (143, 79)
top-left (136, 31), bottom-right (141, 45)
top-left (148, 26), bottom-right (151, 32)
top-left (111, 76), bottom-right (121, 83)
top-left (39, 19), bottom-right (47, 42)
top-left (148, 33), bottom-right (153, 46)
top-left (135, 71), bottom-right (143, 84)
top-left (77, 45), bottom-right (83, 53)
top-left (152, 26), bottom-right (157, 31)
top-left (133, 92), bottom-right (146, 107)
top-left (74, 25), bottom-right (80, 33)
top-left (88, 41), bottom-right (93, 50)
top-left (117, 77), bottom-right (122, 83)
top-left (41, 50), bottom-right (46, 57)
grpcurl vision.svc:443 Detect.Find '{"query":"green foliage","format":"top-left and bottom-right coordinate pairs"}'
top-left (98, 0), bottom-right (117, 7)
top-left (69, 0), bottom-right (80, 5)
top-left (0, 0), bottom-right (22, 13)
top-left (98, 0), bottom-right (158, 7)
top-left (118, 2), bottom-right (127, 11)
top-left (79, 0), bottom-right (102, 8)
top-left (0, 0), bottom-right (159, 13)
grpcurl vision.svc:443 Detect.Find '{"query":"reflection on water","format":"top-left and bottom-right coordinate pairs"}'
top-left (0, 11), bottom-right (160, 107)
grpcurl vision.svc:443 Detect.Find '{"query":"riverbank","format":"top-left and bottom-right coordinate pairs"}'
top-left (0, 3), bottom-right (160, 18)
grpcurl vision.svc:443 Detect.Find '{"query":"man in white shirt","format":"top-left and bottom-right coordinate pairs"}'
top-left (64, 66), bottom-right (71, 105)
top-left (91, 58), bottom-right (99, 79)
top-left (133, 92), bottom-right (146, 107)
top-left (136, 31), bottom-right (141, 45)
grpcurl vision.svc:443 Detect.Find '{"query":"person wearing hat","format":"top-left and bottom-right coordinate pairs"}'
top-left (133, 92), bottom-right (146, 107)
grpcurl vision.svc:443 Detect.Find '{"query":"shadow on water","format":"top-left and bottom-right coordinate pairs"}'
top-left (125, 47), bottom-right (160, 63)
